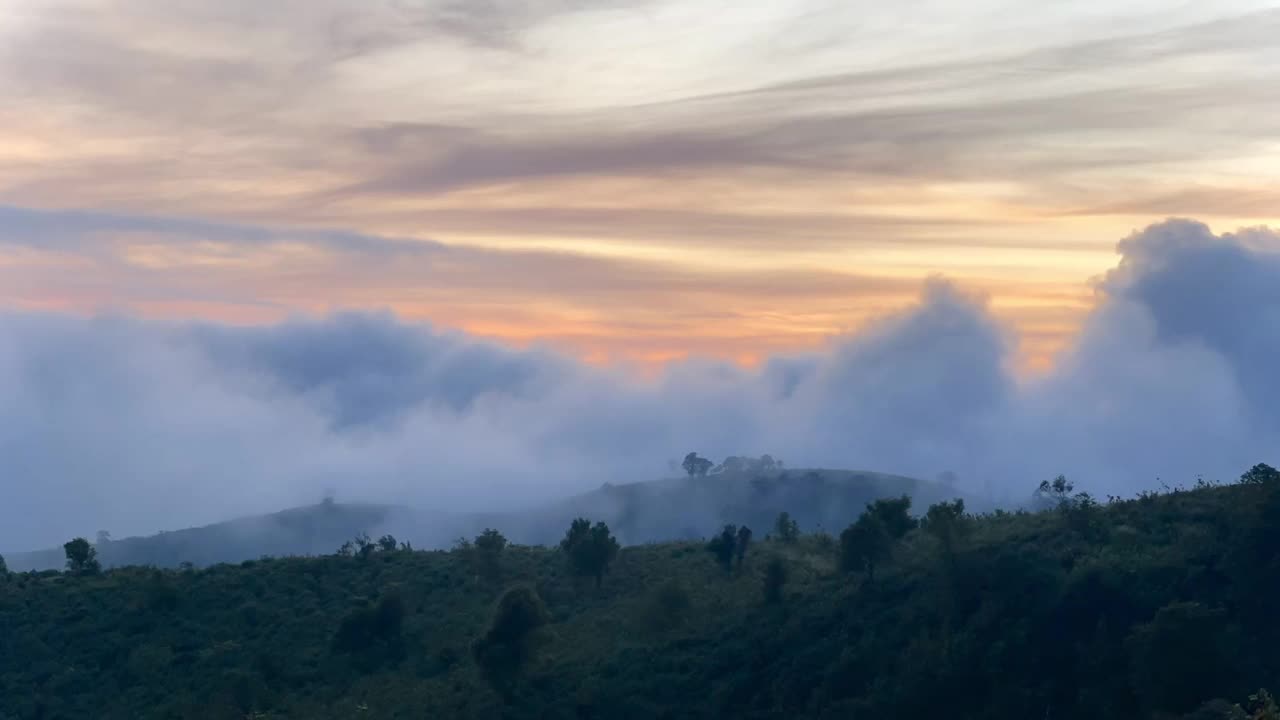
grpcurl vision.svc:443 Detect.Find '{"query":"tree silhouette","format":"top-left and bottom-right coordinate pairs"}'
top-left (63, 537), bottom-right (101, 575)
top-left (682, 452), bottom-right (714, 477)
top-left (1037, 475), bottom-right (1075, 505)
top-left (1240, 463), bottom-right (1280, 486)
top-left (922, 499), bottom-right (967, 559)
top-left (840, 515), bottom-right (890, 582)
top-left (866, 495), bottom-right (917, 540)
top-left (559, 519), bottom-right (620, 587)
top-left (353, 532), bottom-right (375, 559)
top-left (474, 528), bottom-right (509, 583)
top-left (707, 525), bottom-right (737, 573)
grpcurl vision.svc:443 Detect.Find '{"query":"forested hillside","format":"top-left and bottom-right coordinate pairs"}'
top-left (2, 465), bottom-right (1279, 720)
top-left (3, 465), bottom-right (947, 572)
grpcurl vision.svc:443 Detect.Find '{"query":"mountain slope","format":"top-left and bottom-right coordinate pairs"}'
top-left (1, 502), bottom-right (400, 572)
top-left (1, 474), bottom-right (1278, 719)
top-left (3, 468), bottom-right (949, 570)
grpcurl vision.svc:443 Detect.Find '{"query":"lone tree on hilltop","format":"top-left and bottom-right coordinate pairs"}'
top-left (559, 518), bottom-right (620, 587)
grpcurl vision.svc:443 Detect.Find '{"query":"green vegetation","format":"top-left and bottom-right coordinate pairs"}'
top-left (773, 511), bottom-right (800, 543)
top-left (62, 537), bottom-right (100, 576)
top-left (558, 518), bottom-right (620, 587)
top-left (2, 465), bottom-right (1280, 719)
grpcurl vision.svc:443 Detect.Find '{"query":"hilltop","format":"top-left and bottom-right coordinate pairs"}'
top-left (3, 467), bottom-right (951, 571)
top-left (2, 466), bottom-right (1278, 719)
top-left (476, 467), bottom-right (957, 546)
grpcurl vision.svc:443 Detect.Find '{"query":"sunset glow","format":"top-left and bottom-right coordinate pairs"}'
top-left (2, 1), bottom-right (1278, 371)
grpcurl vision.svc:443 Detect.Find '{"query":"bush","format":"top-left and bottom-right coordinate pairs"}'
top-left (472, 586), bottom-right (551, 698)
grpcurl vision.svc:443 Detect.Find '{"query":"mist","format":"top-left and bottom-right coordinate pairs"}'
top-left (1, 218), bottom-right (1277, 550)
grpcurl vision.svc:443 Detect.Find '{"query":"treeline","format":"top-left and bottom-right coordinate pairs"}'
top-left (2, 464), bottom-right (1280, 719)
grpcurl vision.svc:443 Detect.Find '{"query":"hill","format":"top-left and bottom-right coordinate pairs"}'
top-left (2, 466), bottom-right (1279, 719)
top-left (3, 468), bottom-right (949, 571)
top-left (1, 502), bottom-right (401, 573)
top-left (474, 467), bottom-right (956, 547)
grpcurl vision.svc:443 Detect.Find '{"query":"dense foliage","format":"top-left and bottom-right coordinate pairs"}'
top-left (2, 466), bottom-right (1280, 719)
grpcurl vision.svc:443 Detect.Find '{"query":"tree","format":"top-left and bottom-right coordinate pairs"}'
top-left (354, 532), bottom-right (375, 558)
top-left (1037, 475), bottom-right (1075, 505)
top-left (707, 525), bottom-right (737, 573)
top-left (866, 495), bottom-right (917, 540)
top-left (376, 534), bottom-right (398, 552)
top-left (63, 537), bottom-right (101, 575)
top-left (735, 526), bottom-right (753, 568)
top-left (472, 586), bottom-right (550, 699)
top-left (773, 512), bottom-right (800, 543)
top-left (921, 499), bottom-right (968, 559)
top-left (1240, 463), bottom-right (1280, 486)
top-left (759, 454), bottom-right (777, 471)
top-left (840, 515), bottom-right (890, 582)
top-left (0, 553), bottom-right (7, 577)
top-left (95, 530), bottom-right (112, 545)
top-left (683, 452), bottom-right (714, 477)
top-left (559, 518), bottom-right (620, 587)
top-left (719, 456), bottom-right (746, 474)
top-left (474, 528), bottom-right (509, 583)
top-left (762, 557), bottom-right (788, 603)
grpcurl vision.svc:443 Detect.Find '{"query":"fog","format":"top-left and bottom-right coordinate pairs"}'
top-left (1, 218), bottom-right (1277, 550)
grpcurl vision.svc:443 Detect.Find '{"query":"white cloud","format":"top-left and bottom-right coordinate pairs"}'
top-left (1, 219), bottom-right (1276, 550)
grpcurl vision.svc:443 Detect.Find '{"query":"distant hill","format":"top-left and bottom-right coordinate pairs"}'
top-left (3, 468), bottom-right (952, 571)
top-left (474, 468), bottom-right (957, 546)
top-left (2, 502), bottom-right (402, 573)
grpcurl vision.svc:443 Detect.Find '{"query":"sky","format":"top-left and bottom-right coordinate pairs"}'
top-left (1, 0), bottom-right (1277, 367)
top-left (1, 1), bottom-right (1279, 548)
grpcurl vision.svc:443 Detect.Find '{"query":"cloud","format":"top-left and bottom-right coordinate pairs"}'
top-left (4, 2), bottom-right (1276, 227)
top-left (1, 218), bottom-right (1276, 550)
top-left (0, 203), bottom-right (946, 364)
